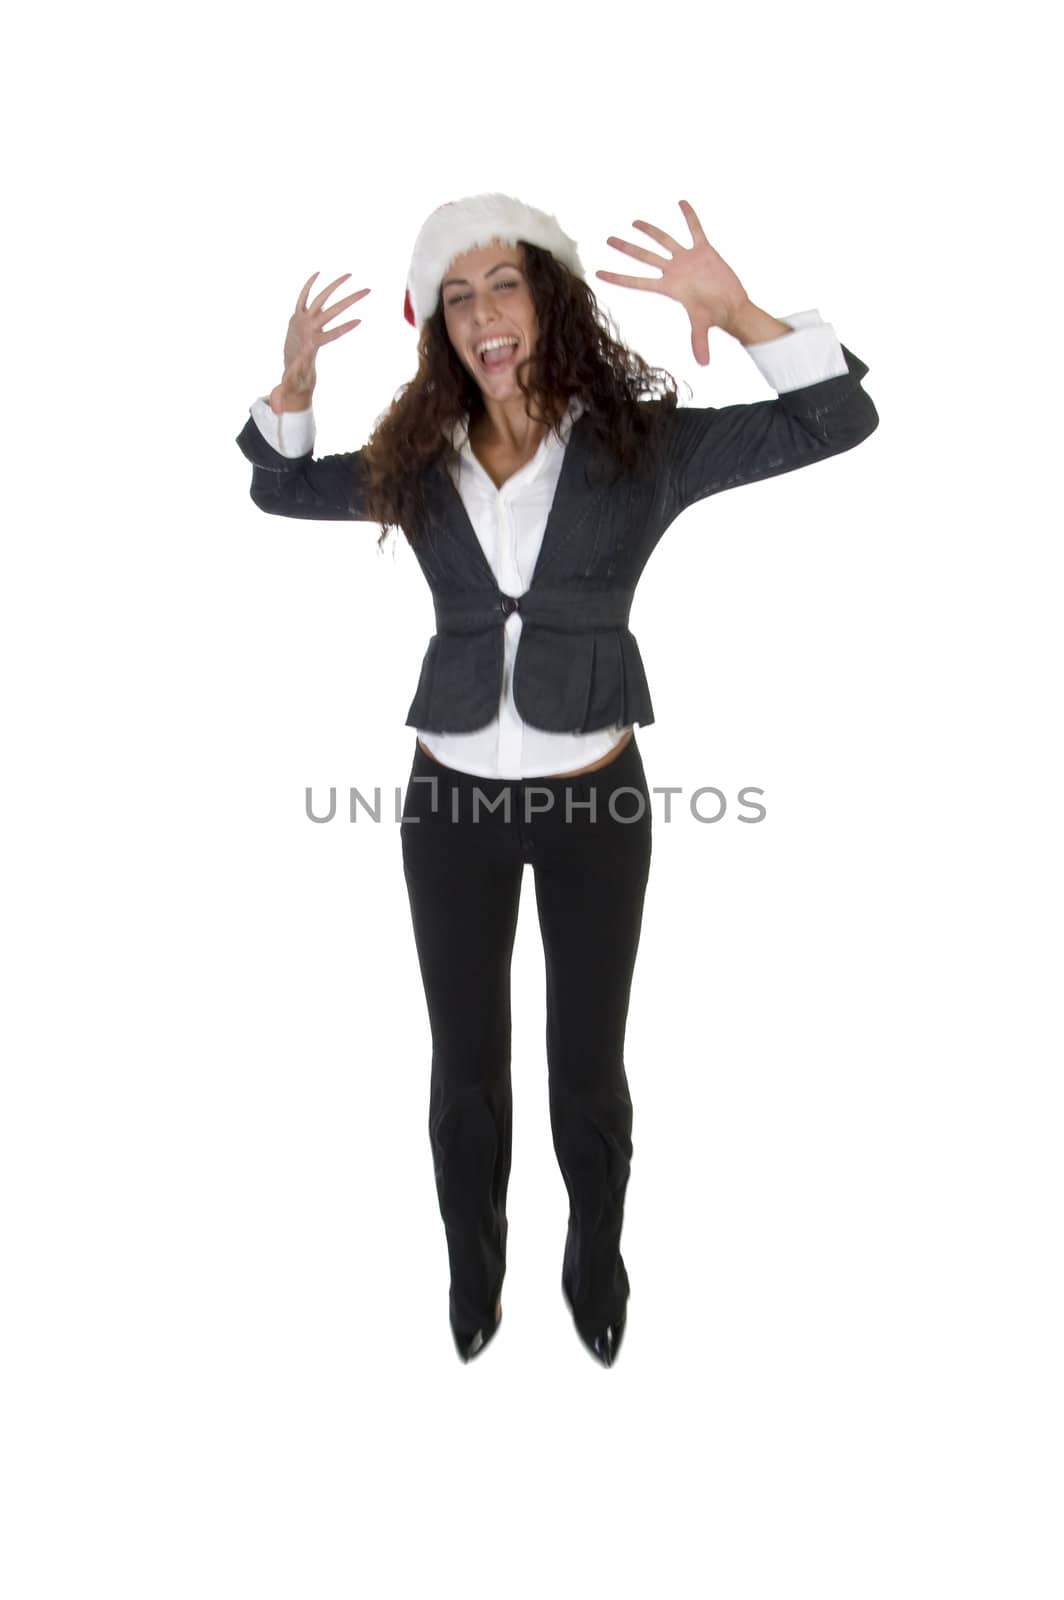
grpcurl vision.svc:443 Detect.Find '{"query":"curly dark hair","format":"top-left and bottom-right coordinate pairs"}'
top-left (359, 240), bottom-right (684, 549)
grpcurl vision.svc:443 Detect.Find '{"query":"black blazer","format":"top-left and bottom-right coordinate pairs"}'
top-left (236, 343), bottom-right (878, 733)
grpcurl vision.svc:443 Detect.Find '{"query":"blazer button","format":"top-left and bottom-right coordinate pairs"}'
top-left (500, 595), bottom-right (519, 615)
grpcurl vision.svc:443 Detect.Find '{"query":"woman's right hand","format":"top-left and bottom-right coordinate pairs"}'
top-left (269, 272), bottom-right (372, 413)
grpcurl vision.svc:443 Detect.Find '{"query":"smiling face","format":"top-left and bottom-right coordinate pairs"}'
top-left (439, 240), bottom-right (538, 399)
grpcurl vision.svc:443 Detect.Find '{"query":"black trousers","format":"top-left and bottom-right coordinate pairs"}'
top-left (400, 731), bottom-right (653, 1339)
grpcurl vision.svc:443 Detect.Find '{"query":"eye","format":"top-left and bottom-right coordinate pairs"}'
top-left (446, 279), bottom-right (519, 307)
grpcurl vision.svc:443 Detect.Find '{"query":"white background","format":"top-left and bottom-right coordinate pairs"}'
top-left (2, 1), bottom-right (1060, 1596)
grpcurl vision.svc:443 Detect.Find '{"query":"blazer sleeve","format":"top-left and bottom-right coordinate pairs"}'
top-left (662, 342), bottom-right (879, 522)
top-left (235, 408), bottom-right (376, 522)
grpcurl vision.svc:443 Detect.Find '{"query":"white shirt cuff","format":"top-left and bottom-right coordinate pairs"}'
top-left (742, 309), bottom-right (849, 393)
top-left (250, 395), bottom-right (316, 457)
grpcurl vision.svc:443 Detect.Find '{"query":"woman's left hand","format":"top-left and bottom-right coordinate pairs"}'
top-left (595, 199), bottom-right (751, 367)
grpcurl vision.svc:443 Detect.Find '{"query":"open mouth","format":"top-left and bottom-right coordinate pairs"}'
top-left (477, 338), bottom-right (520, 372)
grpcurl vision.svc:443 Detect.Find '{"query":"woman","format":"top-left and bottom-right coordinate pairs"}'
top-left (236, 192), bottom-right (878, 1366)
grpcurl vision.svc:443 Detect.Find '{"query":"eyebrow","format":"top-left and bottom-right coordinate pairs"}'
top-left (441, 261), bottom-right (523, 290)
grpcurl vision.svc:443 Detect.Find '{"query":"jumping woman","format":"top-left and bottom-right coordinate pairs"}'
top-left (236, 192), bottom-right (879, 1366)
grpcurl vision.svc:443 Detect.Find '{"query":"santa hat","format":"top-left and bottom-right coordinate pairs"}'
top-left (403, 192), bottom-right (586, 331)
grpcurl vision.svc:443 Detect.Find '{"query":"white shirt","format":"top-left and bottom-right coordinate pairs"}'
top-left (250, 310), bottom-right (848, 778)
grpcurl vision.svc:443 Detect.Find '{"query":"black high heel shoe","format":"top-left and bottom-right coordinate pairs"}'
top-left (451, 1296), bottom-right (503, 1363)
top-left (561, 1280), bottom-right (627, 1367)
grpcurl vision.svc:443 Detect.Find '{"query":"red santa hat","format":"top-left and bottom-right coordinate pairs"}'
top-left (403, 192), bottom-right (586, 331)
